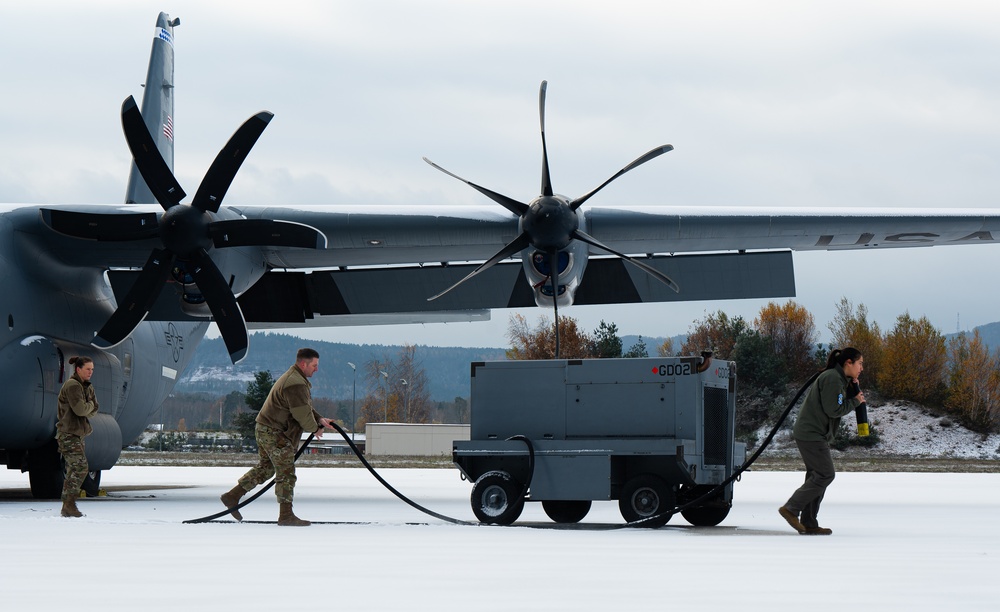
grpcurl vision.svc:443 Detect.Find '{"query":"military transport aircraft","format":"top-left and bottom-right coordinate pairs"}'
top-left (3, 12), bottom-right (999, 498)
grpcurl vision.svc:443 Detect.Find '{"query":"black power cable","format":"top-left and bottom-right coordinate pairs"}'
top-left (187, 372), bottom-right (817, 528)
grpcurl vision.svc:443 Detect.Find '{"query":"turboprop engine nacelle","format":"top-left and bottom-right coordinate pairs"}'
top-left (520, 240), bottom-right (589, 309)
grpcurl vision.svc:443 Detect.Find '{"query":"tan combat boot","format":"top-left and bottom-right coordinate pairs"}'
top-left (277, 502), bottom-right (311, 526)
top-left (61, 494), bottom-right (83, 518)
top-left (220, 485), bottom-right (247, 521)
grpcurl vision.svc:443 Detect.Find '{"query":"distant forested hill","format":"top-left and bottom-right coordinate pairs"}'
top-left (175, 333), bottom-right (506, 401)
top-left (944, 321), bottom-right (1000, 351)
top-left (967, 321), bottom-right (1000, 348)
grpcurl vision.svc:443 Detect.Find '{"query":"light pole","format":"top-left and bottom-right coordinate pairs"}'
top-left (379, 370), bottom-right (389, 421)
top-left (347, 362), bottom-right (356, 440)
top-left (400, 379), bottom-right (409, 423)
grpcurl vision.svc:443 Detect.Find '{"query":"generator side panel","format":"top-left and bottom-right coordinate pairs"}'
top-left (567, 382), bottom-right (675, 438)
top-left (469, 360), bottom-right (567, 440)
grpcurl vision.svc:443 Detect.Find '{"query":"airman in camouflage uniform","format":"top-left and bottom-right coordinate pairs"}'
top-left (221, 348), bottom-right (334, 526)
top-left (56, 356), bottom-right (99, 518)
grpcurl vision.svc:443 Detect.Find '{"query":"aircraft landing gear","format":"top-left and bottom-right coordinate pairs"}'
top-left (27, 439), bottom-right (63, 499)
top-left (25, 439), bottom-right (101, 499)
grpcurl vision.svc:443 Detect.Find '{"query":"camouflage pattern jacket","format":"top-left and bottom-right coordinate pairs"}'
top-left (56, 373), bottom-right (99, 437)
top-left (256, 364), bottom-right (321, 443)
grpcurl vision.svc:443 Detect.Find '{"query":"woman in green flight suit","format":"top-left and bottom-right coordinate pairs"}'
top-left (779, 347), bottom-right (864, 535)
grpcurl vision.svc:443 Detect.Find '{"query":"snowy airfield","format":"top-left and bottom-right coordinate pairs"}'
top-left (2, 466), bottom-right (998, 611)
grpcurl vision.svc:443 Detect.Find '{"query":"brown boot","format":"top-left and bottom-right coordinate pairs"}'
top-left (778, 506), bottom-right (805, 534)
top-left (61, 494), bottom-right (83, 518)
top-left (803, 526), bottom-right (833, 535)
top-left (220, 485), bottom-right (247, 521)
top-left (277, 502), bottom-right (311, 526)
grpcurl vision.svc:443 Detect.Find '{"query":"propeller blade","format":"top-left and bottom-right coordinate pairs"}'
top-left (188, 249), bottom-right (249, 363)
top-left (92, 248), bottom-right (174, 349)
top-left (572, 229), bottom-right (680, 293)
top-left (422, 157), bottom-right (528, 217)
top-left (569, 145), bottom-right (673, 211)
top-left (428, 232), bottom-right (532, 301)
top-left (539, 81), bottom-right (553, 198)
top-left (192, 111), bottom-right (274, 213)
top-left (549, 248), bottom-right (560, 358)
top-left (120, 96), bottom-right (186, 210)
top-left (209, 219), bottom-right (327, 249)
top-left (40, 209), bottom-right (159, 241)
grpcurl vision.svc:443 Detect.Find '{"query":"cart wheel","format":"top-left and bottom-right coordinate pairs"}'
top-left (619, 474), bottom-right (674, 528)
top-left (542, 500), bottom-right (592, 524)
top-left (681, 505), bottom-right (730, 527)
top-left (471, 471), bottom-right (525, 525)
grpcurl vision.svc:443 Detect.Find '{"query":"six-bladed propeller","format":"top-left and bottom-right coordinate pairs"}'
top-left (424, 81), bottom-right (679, 356)
top-left (41, 96), bottom-right (325, 363)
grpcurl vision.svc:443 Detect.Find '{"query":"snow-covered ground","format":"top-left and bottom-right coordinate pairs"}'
top-left (2, 466), bottom-right (998, 610)
top-left (762, 400), bottom-right (1000, 459)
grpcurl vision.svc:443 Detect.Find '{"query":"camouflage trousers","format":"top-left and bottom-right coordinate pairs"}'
top-left (56, 432), bottom-right (88, 502)
top-left (238, 424), bottom-right (297, 504)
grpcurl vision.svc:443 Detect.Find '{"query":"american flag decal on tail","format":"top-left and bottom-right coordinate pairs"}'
top-left (163, 114), bottom-right (173, 142)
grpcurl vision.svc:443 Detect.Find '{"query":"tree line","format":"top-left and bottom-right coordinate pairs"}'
top-left (504, 299), bottom-right (1000, 441)
top-left (148, 298), bottom-right (1000, 450)
top-left (678, 298), bottom-right (999, 436)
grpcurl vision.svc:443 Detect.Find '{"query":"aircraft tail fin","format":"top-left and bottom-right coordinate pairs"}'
top-left (124, 12), bottom-right (179, 205)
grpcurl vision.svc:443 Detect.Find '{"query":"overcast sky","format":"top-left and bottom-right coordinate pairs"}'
top-left (2, 1), bottom-right (999, 348)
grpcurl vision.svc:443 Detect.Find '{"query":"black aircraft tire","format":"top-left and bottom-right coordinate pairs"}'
top-left (471, 471), bottom-right (525, 525)
top-left (28, 465), bottom-right (64, 500)
top-left (542, 500), bottom-right (592, 524)
top-left (619, 474), bottom-right (674, 528)
top-left (27, 439), bottom-right (64, 500)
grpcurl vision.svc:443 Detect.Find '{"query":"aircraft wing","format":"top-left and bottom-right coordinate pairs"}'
top-left (38, 201), bottom-right (1000, 327)
top-left (233, 203), bottom-right (1000, 270)
top-left (225, 203), bottom-right (999, 325)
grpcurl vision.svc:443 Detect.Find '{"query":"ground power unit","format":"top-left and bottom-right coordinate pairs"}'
top-left (453, 356), bottom-right (746, 527)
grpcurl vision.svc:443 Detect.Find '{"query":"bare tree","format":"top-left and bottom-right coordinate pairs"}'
top-left (945, 331), bottom-right (1000, 432)
top-left (754, 300), bottom-right (818, 380)
top-left (681, 310), bottom-right (749, 358)
top-left (827, 297), bottom-right (885, 390)
top-left (506, 313), bottom-right (593, 359)
top-left (359, 347), bottom-right (431, 424)
top-left (880, 313), bottom-right (947, 405)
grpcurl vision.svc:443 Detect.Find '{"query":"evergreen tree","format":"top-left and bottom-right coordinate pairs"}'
top-left (623, 336), bottom-right (648, 358)
top-left (245, 370), bottom-right (275, 411)
top-left (234, 370), bottom-right (275, 439)
top-left (591, 320), bottom-right (623, 358)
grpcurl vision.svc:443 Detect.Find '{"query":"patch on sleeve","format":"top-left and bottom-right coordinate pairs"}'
top-left (837, 393), bottom-right (844, 406)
